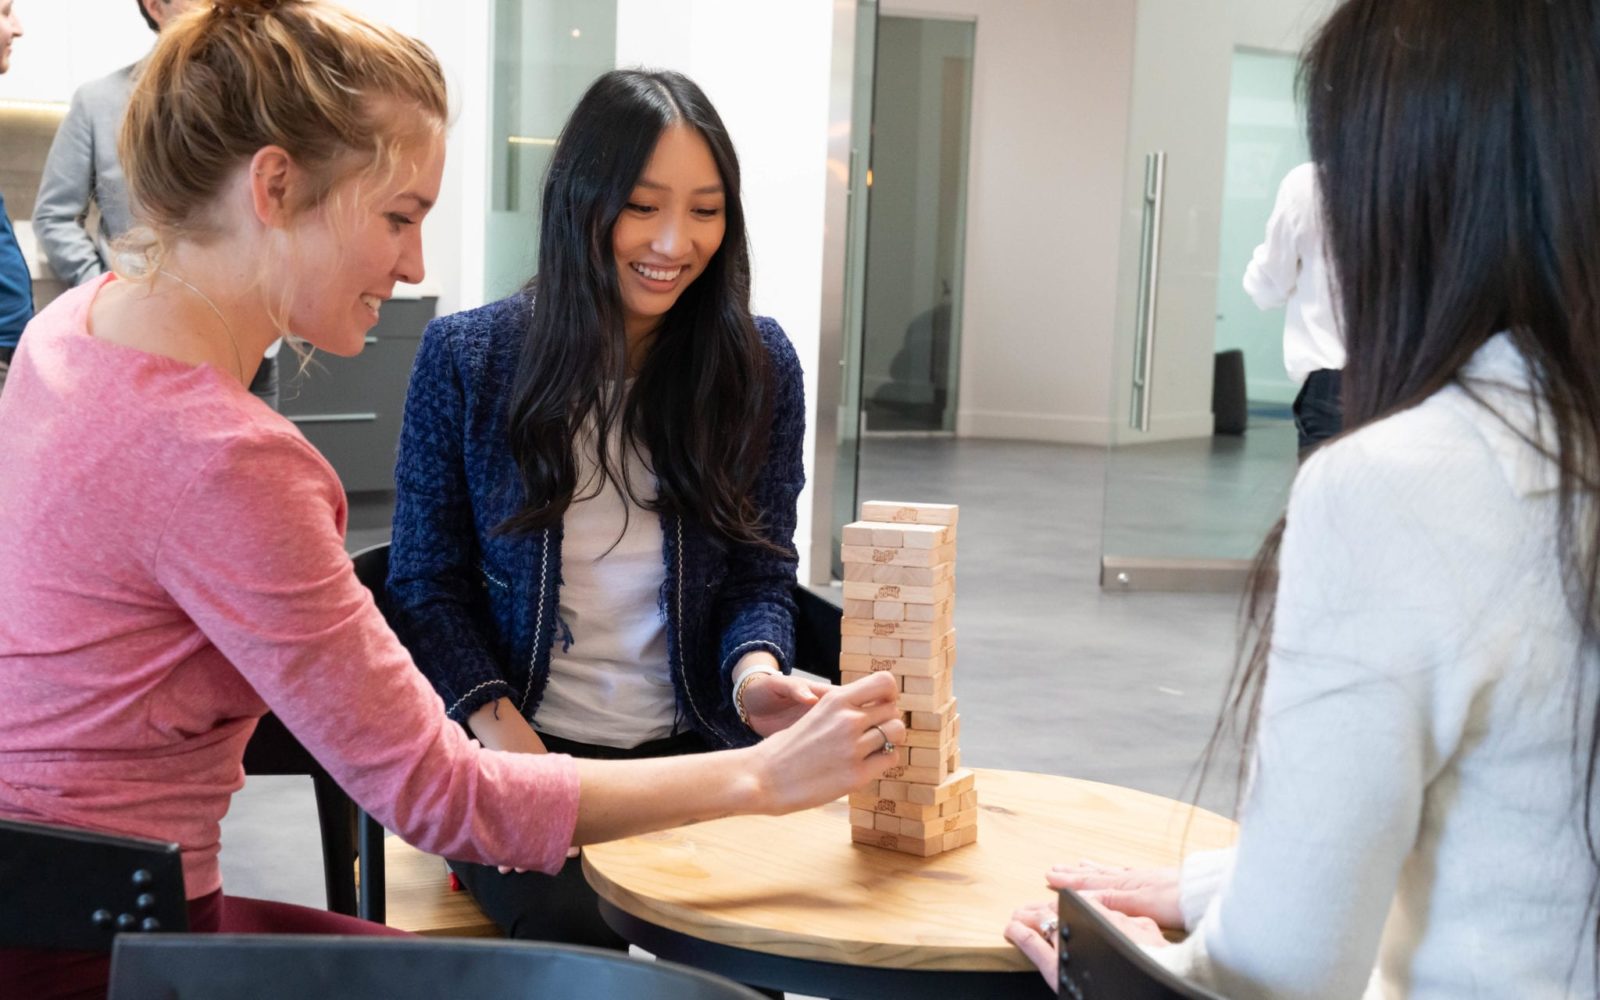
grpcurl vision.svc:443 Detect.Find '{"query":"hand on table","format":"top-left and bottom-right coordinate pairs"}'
top-left (998, 864), bottom-right (1177, 985)
top-left (1047, 859), bottom-right (1183, 929)
top-left (741, 671), bottom-right (833, 737)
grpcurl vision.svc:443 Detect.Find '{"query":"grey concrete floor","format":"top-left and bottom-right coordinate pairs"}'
top-left (221, 433), bottom-right (1287, 913)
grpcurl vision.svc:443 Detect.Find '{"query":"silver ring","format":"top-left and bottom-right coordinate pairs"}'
top-left (1040, 916), bottom-right (1058, 945)
top-left (871, 724), bottom-right (894, 755)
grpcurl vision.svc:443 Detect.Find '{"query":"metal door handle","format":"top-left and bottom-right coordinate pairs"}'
top-left (1130, 151), bottom-right (1167, 431)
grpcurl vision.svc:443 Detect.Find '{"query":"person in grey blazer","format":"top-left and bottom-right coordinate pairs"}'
top-left (32, 0), bottom-right (280, 408)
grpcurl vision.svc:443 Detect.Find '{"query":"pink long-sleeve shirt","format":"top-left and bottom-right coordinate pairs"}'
top-left (0, 275), bottom-right (579, 898)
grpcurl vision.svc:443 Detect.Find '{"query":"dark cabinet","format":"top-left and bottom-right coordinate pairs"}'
top-left (278, 297), bottom-right (436, 494)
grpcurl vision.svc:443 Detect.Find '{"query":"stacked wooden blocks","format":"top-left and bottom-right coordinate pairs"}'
top-left (842, 500), bottom-right (978, 857)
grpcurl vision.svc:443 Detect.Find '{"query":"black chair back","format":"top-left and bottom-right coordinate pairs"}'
top-left (1056, 887), bottom-right (1227, 1000)
top-left (0, 817), bottom-right (187, 951)
top-left (793, 585), bottom-right (842, 684)
top-left (236, 542), bottom-right (394, 924)
top-left (108, 934), bottom-right (768, 999)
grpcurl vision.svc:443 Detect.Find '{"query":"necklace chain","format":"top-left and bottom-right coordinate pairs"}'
top-left (158, 269), bottom-right (246, 384)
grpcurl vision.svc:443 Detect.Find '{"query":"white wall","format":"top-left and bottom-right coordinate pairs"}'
top-left (615, 0), bottom-right (836, 582)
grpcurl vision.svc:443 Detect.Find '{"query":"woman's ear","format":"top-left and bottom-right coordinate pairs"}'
top-left (247, 146), bottom-right (302, 228)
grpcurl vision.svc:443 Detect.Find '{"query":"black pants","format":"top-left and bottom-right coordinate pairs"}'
top-left (448, 729), bottom-right (708, 950)
top-left (1292, 368), bottom-right (1343, 456)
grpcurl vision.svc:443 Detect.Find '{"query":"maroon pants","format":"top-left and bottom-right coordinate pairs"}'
top-left (0, 891), bottom-right (412, 1000)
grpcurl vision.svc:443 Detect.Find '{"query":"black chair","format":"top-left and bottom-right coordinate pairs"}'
top-left (792, 584), bottom-right (843, 684)
top-left (108, 934), bottom-right (767, 999)
top-left (238, 543), bottom-right (393, 924)
top-left (0, 817), bottom-right (188, 951)
top-left (1056, 887), bottom-right (1227, 1000)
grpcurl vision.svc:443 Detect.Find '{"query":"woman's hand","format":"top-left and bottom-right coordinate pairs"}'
top-left (747, 671), bottom-right (905, 813)
top-left (741, 671), bottom-right (832, 737)
top-left (1005, 882), bottom-right (1172, 991)
top-left (1046, 860), bottom-right (1183, 930)
top-left (1004, 899), bottom-right (1062, 993)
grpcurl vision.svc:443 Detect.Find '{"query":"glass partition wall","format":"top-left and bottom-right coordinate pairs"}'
top-left (485, 0), bottom-right (616, 300)
top-left (1100, 2), bottom-right (1319, 592)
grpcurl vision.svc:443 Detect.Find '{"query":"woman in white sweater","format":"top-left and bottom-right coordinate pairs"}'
top-left (1007, 0), bottom-right (1600, 997)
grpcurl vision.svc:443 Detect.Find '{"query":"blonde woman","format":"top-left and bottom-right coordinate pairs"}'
top-left (0, 3), bottom-right (902, 997)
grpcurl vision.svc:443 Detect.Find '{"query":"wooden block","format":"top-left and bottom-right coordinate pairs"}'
top-left (904, 595), bottom-right (955, 623)
top-left (851, 825), bottom-right (943, 857)
top-left (901, 674), bottom-right (938, 696)
top-left (907, 698), bottom-right (958, 731)
top-left (908, 746), bottom-right (943, 769)
top-left (906, 768), bottom-right (975, 806)
top-left (877, 779), bottom-right (909, 801)
top-left (841, 634), bottom-right (872, 655)
top-left (873, 812), bottom-right (900, 833)
top-left (840, 543), bottom-right (956, 570)
top-left (842, 598), bottom-right (876, 620)
top-left (897, 806), bottom-right (978, 840)
top-left (900, 629), bottom-right (956, 660)
top-left (841, 615), bottom-right (953, 641)
top-left (870, 527), bottom-right (904, 547)
top-left (873, 600), bottom-right (905, 621)
top-left (860, 501), bottom-right (959, 527)
top-left (841, 561), bottom-right (952, 587)
top-left (848, 793), bottom-right (941, 821)
top-left (841, 523), bottom-right (875, 546)
top-left (840, 669), bottom-right (867, 686)
top-left (841, 579), bottom-right (955, 604)
top-left (868, 636), bottom-right (902, 657)
top-left (901, 715), bottom-right (957, 748)
top-left (850, 808), bottom-right (877, 829)
top-left (941, 824), bottom-right (978, 852)
top-left (839, 653), bottom-right (945, 678)
top-left (894, 522), bottom-right (954, 549)
top-left (894, 765), bottom-right (947, 784)
top-left (897, 687), bottom-right (953, 713)
top-left (941, 790), bottom-right (979, 816)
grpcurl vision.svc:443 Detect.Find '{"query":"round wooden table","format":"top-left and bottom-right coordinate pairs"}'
top-left (582, 768), bottom-right (1236, 999)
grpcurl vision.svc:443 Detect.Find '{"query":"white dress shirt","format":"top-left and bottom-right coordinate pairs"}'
top-left (1154, 334), bottom-right (1595, 999)
top-left (1243, 163), bottom-right (1346, 385)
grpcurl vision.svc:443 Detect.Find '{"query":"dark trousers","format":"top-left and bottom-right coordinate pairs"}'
top-left (1292, 368), bottom-right (1343, 456)
top-left (448, 728), bottom-right (707, 951)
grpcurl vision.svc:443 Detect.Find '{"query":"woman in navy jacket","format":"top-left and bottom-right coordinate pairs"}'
top-left (387, 70), bottom-right (827, 947)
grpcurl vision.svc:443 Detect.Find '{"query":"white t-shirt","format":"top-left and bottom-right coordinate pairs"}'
top-left (532, 405), bottom-right (674, 748)
top-left (1243, 163), bottom-right (1346, 385)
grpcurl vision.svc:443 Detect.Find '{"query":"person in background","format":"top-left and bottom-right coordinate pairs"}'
top-left (387, 67), bottom-right (828, 950)
top-left (1009, 0), bottom-right (1600, 996)
top-left (1243, 161), bottom-right (1345, 456)
top-left (0, 0), bottom-right (30, 398)
top-left (0, 4), bottom-right (903, 998)
top-left (32, 0), bottom-right (283, 409)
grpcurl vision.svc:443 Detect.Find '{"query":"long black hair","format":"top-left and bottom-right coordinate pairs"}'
top-left (1205, 0), bottom-right (1600, 966)
top-left (499, 69), bottom-right (773, 547)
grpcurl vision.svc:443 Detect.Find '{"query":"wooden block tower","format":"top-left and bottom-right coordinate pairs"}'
top-left (841, 500), bottom-right (978, 857)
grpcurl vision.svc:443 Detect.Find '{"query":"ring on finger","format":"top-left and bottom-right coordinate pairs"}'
top-left (870, 723), bottom-right (895, 755)
top-left (1040, 916), bottom-right (1058, 945)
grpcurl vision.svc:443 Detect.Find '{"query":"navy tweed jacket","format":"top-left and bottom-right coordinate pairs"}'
top-left (385, 293), bottom-right (806, 749)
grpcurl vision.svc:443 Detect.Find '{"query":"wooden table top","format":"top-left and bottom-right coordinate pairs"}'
top-left (582, 768), bottom-right (1236, 973)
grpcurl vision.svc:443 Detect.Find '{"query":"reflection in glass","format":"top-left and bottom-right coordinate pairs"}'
top-left (486, 1), bottom-right (616, 300)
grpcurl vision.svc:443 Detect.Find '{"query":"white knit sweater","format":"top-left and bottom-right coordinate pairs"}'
top-left (1154, 335), bottom-right (1598, 999)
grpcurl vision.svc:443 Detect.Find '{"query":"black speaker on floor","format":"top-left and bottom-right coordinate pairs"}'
top-left (1212, 349), bottom-right (1247, 436)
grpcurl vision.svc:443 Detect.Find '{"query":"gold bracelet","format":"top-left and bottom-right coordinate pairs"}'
top-left (734, 667), bottom-right (780, 727)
